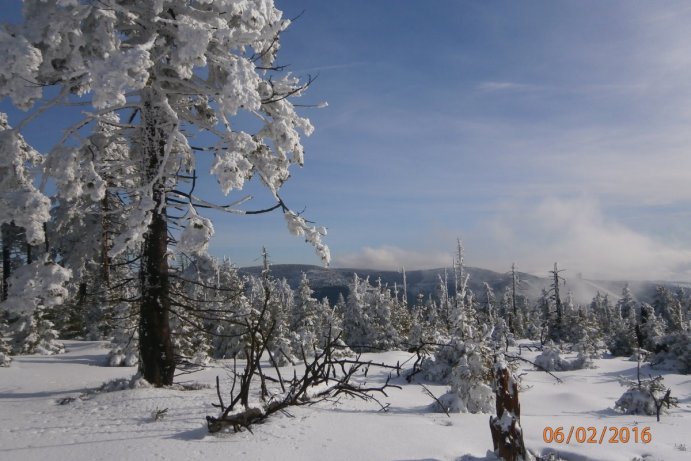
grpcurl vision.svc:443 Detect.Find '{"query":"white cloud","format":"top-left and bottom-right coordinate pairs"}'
top-left (334, 245), bottom-right (450, 271)
top-left (475, 196), bottom-right (691, 281)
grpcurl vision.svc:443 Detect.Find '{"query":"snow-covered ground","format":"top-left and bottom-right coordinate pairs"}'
top-left (1, 341), bottom-right (689, 461)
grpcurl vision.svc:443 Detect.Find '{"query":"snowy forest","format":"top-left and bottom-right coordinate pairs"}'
top-left (1, 2), bottom-right (690, 461)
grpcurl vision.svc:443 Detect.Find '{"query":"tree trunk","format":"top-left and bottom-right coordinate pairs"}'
top-left (1, 224), bottom-right (10, 301)
top-left (489, 363), bottom-right (528, 461)
top-left (101, 192), bottom-right (111, 288)
top-left (138, 93), bottom-right (175, 386)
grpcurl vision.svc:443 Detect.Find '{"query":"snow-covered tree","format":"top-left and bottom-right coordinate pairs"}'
top-left (436, 341), bottom-right (494, 414)
top-left (436, 270), bottom-right (452, 331)
top-left (590, 291), bottom-right (614, 337)
top-left (269, 277), bottom-right (297, 365)
top-left (291, 273), bottom-right (322, 358)
top-left (534, 342), bottom-right (566, 371)
top-left (615, 363), bottom-right (679, 420)
top-left (343, 273), bottom-right (369, 350)
top-left (0, 112), bottom-right (70, 354)
top-left (609, 287), bottom-right (639, 357)
top-left (390, 293), bottom-right (412, 343)
top-left (491, 317), bottom-right (513, 352)
top-left (636, 303), bottom-right (666, 351)
top-left (617, 284), bottom-right (637, 321)
top-left (12, 307), bottom-right (64, 356)
top-left (546, 263), bottom-right (566, 343)
top-left (653, 286), bottom-right (685, 333)
top-left (0, 113), bottom-right (50, 251)
top-left (1, 223), bottom-right (29, 302)
top-left (1, 1), bottom-right (329, 385)
top-left (422, 242), bottom-right (497, 410)
top-left (107, 299), bottom-right (139, 367)
top-left (650, 331), bottom-right (691, 374)
top-left (203, 258), bottom-right (252, 360)
top-left (48, 114), bottom-right (134, 341)
top-left (506, 262), bottom-right (525, 336)
top-left (479, 282), bottom-right (496, 327)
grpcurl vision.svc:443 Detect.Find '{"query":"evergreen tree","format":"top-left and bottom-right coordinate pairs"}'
top-left (368, 278), bottom-right (401, 350)
top-left (608, 313), bottom-right (638, 357)
top-left (13, 307), bottom-right (64, 355)
top-left (507, 262), bottom-right (525, 335)
top-left (1, 0), bottom-right (329, 386)
top-left (343, 273), bottom-right (369, 350)
top-left (590, 291), bottom-right (614, 338)
top-left (269, 278), bottom-right (297, 366)
top-left (653, 286), bottom-right (685, 333)
top-left (107, 299), bottom-right (139, 367)
top-left (547, 263), bottom-right (566, 343)
top-left (436, 342), bottom-right (495, 414)
top-left (636, 303), bottom-right (667, 351)
top-left (390, 289), bottom-right (412, 343)
top-left (491, 317), bottom-right (513, 352)
top-left (617, 284), bottom-right (637, 321)
top-left (1, 223), bottom-right (29, 302)
top-left (291, 273), bottom-right (322, 358)
top-left (535, 288), bottom-right (553, 344)
top-left (480, 282), bottom-right (496, 328)
top-left (674, 288), bottom-right (691, 331)
top-left (436, 270), bottom-right (451, 330)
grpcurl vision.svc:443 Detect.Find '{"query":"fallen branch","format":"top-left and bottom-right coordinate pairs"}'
top-left (207, 331), bottom-right (402, 433)
top-left (421, 384), bottom-right (449, 417)
top-left (504, 353), bottom-right (563, 384)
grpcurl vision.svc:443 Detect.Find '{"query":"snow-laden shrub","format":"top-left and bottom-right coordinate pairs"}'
top-left (571, 338), bottom-right (598, 369)
top-left (12, 309), bottom-right (64, 355)
top-left (0, 350), bottom-right (10, 367)
top-left (534, 343), bottom-right (571, 371)
top-left (570, 352), bottom-right (595, 370)
top-left (650, 331), bottom-right (691, 374)
top-left (107, 301), bottom-right (138, 367)
top-left (0, 338), bottom-right (11, 366)
top-left (614, 372), bottom-right (678, 418)
top-left (433, 342), bottom-right (495, 414)
top-left (534, 342), bottom-right (594, 371)
top-left (615, 387), bottom-right (656, 415)
top-left (98, 375), bottom-right (152, 392)
top-left (108, 345), bottom-right (138, 367)
top-left (0, 315), bottom-right (12, 366)
top-left (421, 337), bottom-right (465, 384)
top-left (172, 309), bottom-right (212, 368)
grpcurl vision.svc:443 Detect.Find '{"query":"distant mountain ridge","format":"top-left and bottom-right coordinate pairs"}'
top-left (238, 264), bottom-right (686, 306)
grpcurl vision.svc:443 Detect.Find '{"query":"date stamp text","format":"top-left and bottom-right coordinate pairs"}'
top-left (543, 426), bottom-right (652, 445)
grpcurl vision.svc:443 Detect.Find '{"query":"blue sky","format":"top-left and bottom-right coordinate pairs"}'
top-left (4, 1), bottom-right (691, 280)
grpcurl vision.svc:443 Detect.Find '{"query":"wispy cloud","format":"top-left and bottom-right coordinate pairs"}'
top-left (334, 245), bottom-right (450, 271)
top-left (473, 196), bottom-right (691, 281)
top-left (293, 61), bottom-right (369, 74)
top-left (476, 81), bottom-right (539, 92)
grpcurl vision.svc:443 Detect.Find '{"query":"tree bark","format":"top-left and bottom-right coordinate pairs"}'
top-left (101, 192), bottom-right (111, 288)
top-left (138, 93), bottom-right (175, 386)
top-left (489, 363), bottom-right (528, 461)
top-left (1, 224), bottom-right (10, 301)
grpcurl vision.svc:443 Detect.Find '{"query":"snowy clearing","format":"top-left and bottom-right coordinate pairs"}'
top-left (1, 341), bottom-right (689, 461)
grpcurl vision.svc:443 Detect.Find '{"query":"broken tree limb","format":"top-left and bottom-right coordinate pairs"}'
top-left (207, 331), bottom-right (402, 433)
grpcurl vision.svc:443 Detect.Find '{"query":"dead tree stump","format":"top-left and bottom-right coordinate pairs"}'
top-left (489, 362), bottom-right (528, 461)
